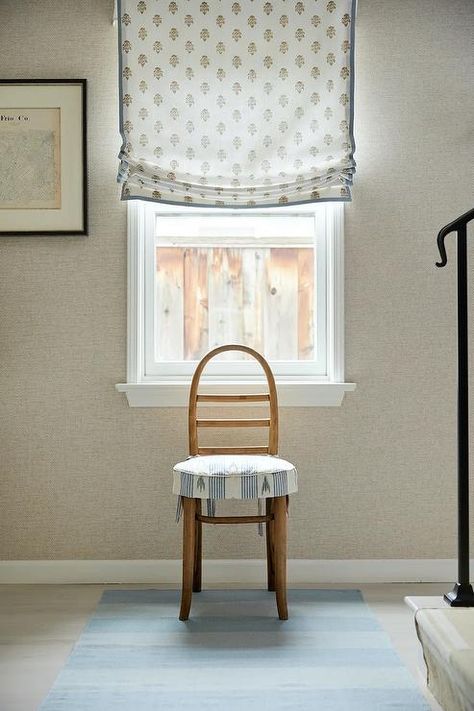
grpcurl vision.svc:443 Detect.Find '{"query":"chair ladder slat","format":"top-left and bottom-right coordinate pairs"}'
top-left (197, 393), bottom-right (270, 403)
top-left (197, 445), bottom-right (269, 455)
top-left (196, 418), bottom-right (270, 428)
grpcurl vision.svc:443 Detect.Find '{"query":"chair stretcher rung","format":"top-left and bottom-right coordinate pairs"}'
top-left (196, 418), bottom-right (270, 428)
top-left (197, 514), bottom-right (273, 525)
top-left (197, 393), bottom-right (270, 402)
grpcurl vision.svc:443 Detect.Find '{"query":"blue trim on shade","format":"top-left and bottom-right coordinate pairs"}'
top-left (116, 0), bottom-right (125, 170)
top-left (119, 190), bottom-right (352, 210)
top-left (347, 0), bottom-right (357, 188)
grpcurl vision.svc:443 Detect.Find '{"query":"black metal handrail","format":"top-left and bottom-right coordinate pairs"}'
top-left (436, 207), bottom-right (474, 267)
top-left (436, 207), bottom-right (474, 607)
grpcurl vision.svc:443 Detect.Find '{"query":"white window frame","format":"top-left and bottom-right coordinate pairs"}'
top-left (116, 201), bottom-right (355, 407)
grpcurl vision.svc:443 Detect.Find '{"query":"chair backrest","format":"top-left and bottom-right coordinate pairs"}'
top-left (188, 344), bottom-right (278, 456)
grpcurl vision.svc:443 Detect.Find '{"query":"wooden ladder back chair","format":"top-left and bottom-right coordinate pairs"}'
top-left (174, 344), bottom-right (298, 621)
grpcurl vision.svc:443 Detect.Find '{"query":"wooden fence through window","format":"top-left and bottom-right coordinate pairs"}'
top-left (156, 246), bottom-right (315, 362)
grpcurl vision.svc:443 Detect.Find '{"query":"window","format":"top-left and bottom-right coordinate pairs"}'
top-left (117, 202), bottom-right (355, 406)
top-left (148, 210), bottom-right (325, 377)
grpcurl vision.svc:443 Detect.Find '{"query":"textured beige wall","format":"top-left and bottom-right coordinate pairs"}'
top-left (0, 0), bottom-right (473, 561)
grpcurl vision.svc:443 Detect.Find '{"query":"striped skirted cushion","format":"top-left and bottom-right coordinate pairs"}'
top-left (173, 454), bottom-right (298, 501)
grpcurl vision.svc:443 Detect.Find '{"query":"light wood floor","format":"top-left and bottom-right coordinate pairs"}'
top-left (0, 583), bottom-right (445, 711)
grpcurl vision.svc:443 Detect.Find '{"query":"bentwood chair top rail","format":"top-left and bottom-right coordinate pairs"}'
top-left (188, 344), bottom-right (279, 456)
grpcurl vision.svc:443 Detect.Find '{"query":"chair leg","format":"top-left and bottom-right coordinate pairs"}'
top-left (193, 499), bottom-right (202, 592)
top-left (179, 497), bottom-right (196, 621)
top-left (273, 495), bottom-right (288, 620)
top-left (266, 498), bottom-right (275, 592)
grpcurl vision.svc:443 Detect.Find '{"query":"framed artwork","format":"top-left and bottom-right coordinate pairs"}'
top-left (0, 79), bottom-right (87, 235)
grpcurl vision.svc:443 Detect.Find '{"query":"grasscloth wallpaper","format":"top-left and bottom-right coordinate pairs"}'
top-left (0, 0), bottom-right (473, 561)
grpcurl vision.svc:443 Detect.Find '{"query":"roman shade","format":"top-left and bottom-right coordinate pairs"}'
top-left (117, 0), bottom-right (356, 207)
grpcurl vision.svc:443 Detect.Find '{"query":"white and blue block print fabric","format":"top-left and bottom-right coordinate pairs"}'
top-left (173, 454), bottom-right (298, 500)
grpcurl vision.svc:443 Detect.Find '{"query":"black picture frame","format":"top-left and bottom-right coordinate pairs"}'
top-left (0, 79), bottom-right (88, 235)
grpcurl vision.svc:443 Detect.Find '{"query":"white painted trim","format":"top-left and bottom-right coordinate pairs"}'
top-left (144, 202), bottom-right (329, 379)
top-left (120, 201), bottom-right (354, 407)
top-left (126, 200), bottom-right (145, 384)
top-left (0, 559), bottom-right (469, 585)
top-left (404, 596), bottom-right (449, 613)
top-left (115, 381), bottom-right (356, 407)
top-left (327, 202), bottom-right (345, 382)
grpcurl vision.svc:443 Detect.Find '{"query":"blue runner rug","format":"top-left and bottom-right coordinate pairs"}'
top-left (40, 589), bottom-right (429, 710)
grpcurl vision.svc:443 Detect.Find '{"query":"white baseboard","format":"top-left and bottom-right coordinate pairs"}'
top-left (0, 559), bottom-right (470, 585)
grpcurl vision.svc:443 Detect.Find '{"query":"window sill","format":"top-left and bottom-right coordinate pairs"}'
top-left (115, 381), bottom-right (356, 407)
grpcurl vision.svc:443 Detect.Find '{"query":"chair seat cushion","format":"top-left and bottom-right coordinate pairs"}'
top-left (173, 454), bottom-right (298, 500)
